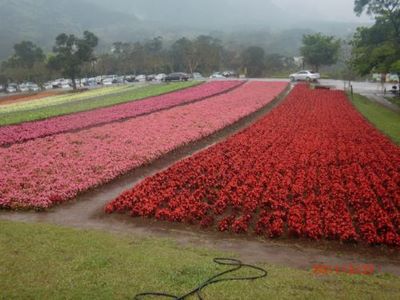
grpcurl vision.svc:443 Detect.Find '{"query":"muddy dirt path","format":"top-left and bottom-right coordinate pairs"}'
top-left (1, 85), bottom-right (399, 276)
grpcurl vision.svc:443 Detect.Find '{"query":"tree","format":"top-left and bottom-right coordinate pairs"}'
top-left (194, 35), bottom-right (222, 74)
top-left (1, 41), bottom-right (46, 83)
top-left (170, 36), bottom-right (223, 75)
top-left (5, 41), bottom-right (45, 69)
top-left (354, 0), bottom-right (400, 43)
top-left (264, 53), bottom-right (295, 76)
top-left (352, 0), bottom-right (400, 78)
top-left (300, 33), bottom-right (341, 72)
top-left (143, 37), bottom-right (168, 74)
top-left (48, 31), bottom-right (98, 89)
top-left (171, 38), bottom-right (199, 73)
top-left (242, 46), bottom-right (265, 77)
top-left (0, 73), bottom-right (8, 89)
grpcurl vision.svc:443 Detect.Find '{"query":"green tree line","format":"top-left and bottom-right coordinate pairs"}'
top-left (1, 33), bottom-right (301, 88)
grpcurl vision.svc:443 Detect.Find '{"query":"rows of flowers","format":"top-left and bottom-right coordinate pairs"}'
top-left (106, 84), bottom-right (400, 247)
top-left (0, 81), bottom-right (287, 209)
top-left (0, 81), bottom-right (244, 146)
top-left (0, 90), bottom-right (61, 106)
top-left (0, 85), bottom-right (136, 113)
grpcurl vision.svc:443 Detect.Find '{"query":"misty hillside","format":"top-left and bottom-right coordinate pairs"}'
top-left (0, 0), bottom-right (367, 60)
top-left (0, 0), bottom-right (143, 59)
top-left (90, 0), bottom-right (301, 29)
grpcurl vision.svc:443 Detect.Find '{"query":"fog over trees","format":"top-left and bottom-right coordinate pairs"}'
top-left (0, 0), bottom-right (372, 60)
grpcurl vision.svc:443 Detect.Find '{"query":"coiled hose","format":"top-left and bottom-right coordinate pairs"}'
top-left (134, 258), bottom-right (268, 300)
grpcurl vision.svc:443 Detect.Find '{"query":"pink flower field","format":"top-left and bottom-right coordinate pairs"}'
top-left (0, 81), bottom-right (287, 210)
top-left (0, 80), bottom-right (244, 146)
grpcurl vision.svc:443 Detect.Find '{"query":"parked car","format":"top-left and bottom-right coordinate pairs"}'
top-left (102, 78), bottom-right (114, 86)
top-left (52, 78), bottom-right (68, 88)
top-left (192, 72), bottom-right (204, 80)
top-left (135, 75), bottom-right (146, 82)
top-left (210, 72), bottom-right (225, 79)
top-left (61, 83), bottom-right (71, 89)
top-left (289, 70), bottom-right (320, 82)
top-left (6, 84), bottom-right (18, 93)
top-left (222, 70), bottom-right (238, 78)
top-left (87, 78), bottom-right (97, 86)
top-left (28, 83), bottom-right (40, 92)
top-left (19, 83), bottom-right (30, 93)
top-left (44, 82), bottom-right (53, 90)
top-left (164, 72), bottom-right (189, 82)
top-left (125, 75), bottom-right (136, 83)
top-left (155, 73), bottom-right (166, 81)
top-left (146, 74), bottom-right (156, 82)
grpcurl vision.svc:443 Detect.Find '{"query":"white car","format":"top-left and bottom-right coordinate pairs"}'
top-left (61, 83), bottom-right (71, 89)
top-left (192, 72), bottom-right (204, 80)
top-left (44, 83), bottom-right (53, 90)
top-left (210, 72), bottom-right (225, 79)
top-left (6, 86), bottom-right (17, 93)
top-left (135, 75), bottom-right (146, 82)
top-left (155, 73), bottom-right (166, 81)
top-left (102, 78), bottom-right (114, 86)
top-left (19, 84), bottom-right (30, 92)
top-left (29, 84), bottom-right (40, 92)
top-left (289, 70), bottom-right (320, 82)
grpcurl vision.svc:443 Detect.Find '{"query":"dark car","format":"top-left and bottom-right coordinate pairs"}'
top-left (164, 72), bottom-right (189, 82)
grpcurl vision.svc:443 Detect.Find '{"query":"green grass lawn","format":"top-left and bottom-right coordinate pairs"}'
top-left (0, 81), bottom-right (199, 126)
top-left (1, 221), bottom-right (399, 299)
top-left (386, 96), bottom-right (400, 107)
top-left (350, 93), bottom-right (400, 145)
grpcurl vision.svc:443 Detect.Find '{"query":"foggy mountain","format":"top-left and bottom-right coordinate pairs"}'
top-left (1, 0), bottom-right (370, 60)
top-left (0, 0), bottom-right (143, 59)
top-left (90, 0), bottom-right (301, 29)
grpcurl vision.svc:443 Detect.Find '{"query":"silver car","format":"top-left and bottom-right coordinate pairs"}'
top-left (289, 70), bottom-right (320, 82)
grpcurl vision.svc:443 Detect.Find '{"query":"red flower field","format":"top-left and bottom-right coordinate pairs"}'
top-left (0, 81), bottom-right (286, 209)
top-left (106, 85), bottom-right (400, 246)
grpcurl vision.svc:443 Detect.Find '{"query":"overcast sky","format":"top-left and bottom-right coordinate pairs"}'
top-left (271, 0), bottom-right (373, 23)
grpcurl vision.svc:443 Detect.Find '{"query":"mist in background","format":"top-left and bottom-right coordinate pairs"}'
top-left (0, 0), bottom-right (373, 59)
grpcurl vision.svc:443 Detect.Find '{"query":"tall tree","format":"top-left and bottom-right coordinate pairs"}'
top-left (354, 0), bottom-right (400, 43)
top-left (264, 53), bottom-right (294, 76)
top-left (6, 41), bottom-right (45, 69)
top-left (300, 33), bottom-right (341, 72)
top-left (171, 38), bottom-right (198, 73)
top-left (48, 31), bottom-right (98, 89)
top-left (144, 37), bottom-right (167, 73)
top-left (352, 0), bottom-right (400, 78)
top-left (1, 41), bottom-right (46, 83)
top-left (242, 46), bottom-right (265, 77)
top-left (194, 35), bottom-right (222, 74)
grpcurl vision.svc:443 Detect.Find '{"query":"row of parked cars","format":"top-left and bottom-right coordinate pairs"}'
top-left (1, 71), bottom-right (238, 94)
top-left (0, 82), bottom-right (41, 94)
top-left (42, 75), bottom-right (140, 90)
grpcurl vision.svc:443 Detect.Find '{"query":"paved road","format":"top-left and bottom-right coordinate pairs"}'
top-left (318, 79), bottom-right (399, 112)
top-left (257, 78), bottom-right (399, 112)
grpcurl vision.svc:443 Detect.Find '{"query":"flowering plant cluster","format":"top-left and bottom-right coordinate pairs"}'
top-left (0, 85), bottom-right (134, 113)
top-left (0, 90), bottom-right (61, 106)
top-left (0, 81), bottom-right (244, 146)
top-left (312, 264), bottom-right (376, 275)
top-left (0, 81), bottom-right (286, 209)
top-left (106, 85), bottom-right (400, 247)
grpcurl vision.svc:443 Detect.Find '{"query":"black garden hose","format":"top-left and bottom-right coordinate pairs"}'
top-left (134, 258), bottom-right (268, 300)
